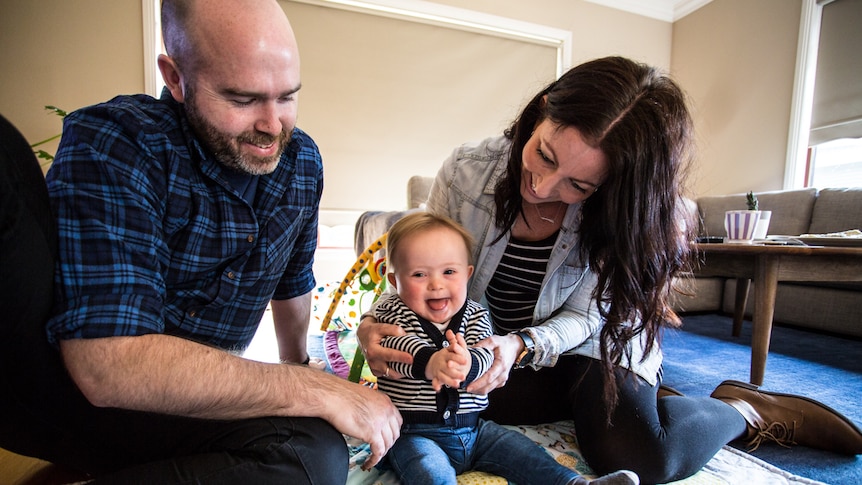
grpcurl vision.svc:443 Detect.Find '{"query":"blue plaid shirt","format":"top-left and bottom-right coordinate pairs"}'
top-left (45, 92), bottom-right (322, 351)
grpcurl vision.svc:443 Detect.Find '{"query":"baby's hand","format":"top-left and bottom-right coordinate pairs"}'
top-left (427, 330), bottom-right (470, 391)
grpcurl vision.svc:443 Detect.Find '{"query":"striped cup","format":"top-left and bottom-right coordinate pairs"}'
top-left (724, 210), bottom-right (761, 243)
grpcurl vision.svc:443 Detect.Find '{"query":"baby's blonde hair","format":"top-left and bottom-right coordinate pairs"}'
top-left (386, 212), bottom-right (474, 271)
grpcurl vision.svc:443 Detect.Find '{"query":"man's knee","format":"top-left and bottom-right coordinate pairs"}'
top-left (94, 416), bottom-right (350, 484)
top-left (263, 416), bottom-right (348, 483)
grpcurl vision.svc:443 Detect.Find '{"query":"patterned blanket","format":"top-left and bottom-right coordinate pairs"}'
top-left (343, 421), bottom-right (825, 485)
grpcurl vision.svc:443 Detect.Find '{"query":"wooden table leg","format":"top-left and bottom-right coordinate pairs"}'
top-left (749, 254), bottom-right (779, 386)
top-left (732, 278), bottom-right (750, 337)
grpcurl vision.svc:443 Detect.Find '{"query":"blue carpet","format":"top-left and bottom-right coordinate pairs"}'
top-left (664, 314), bottom-right (862, 485)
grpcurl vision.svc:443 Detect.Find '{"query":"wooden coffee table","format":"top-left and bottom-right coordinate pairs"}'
top-left (693, 242), bottom-right (862, 385)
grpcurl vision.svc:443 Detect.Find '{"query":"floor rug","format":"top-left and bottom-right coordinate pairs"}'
top-left (343, 420), bottom-right (825, 485)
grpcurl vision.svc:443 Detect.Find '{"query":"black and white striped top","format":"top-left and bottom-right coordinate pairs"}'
top-left (374, 295), bottom-right (494, 426)
top-left (485, 232), bottom-right (557, 334)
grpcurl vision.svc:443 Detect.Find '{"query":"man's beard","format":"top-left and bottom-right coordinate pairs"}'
top-left (184, 86), bottom-right (291, 176)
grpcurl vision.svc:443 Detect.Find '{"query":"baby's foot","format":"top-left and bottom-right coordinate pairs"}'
top-left (588, 470), bottom-right (639, 485)
top-left (307, 356), bottom-right (327, 370)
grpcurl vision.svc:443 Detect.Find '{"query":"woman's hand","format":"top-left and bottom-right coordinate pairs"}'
top-left (465, 333), bottom-right (523, 395)
top-left (356, 316), bottom-right (413, 376)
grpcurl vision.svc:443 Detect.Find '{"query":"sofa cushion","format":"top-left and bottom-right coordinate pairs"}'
top-left (807, 187), bottom-right (862, 234)
top-left (721, 280), bottom-right (862, 338)
top-left (354, 209), bottom-right (423, 256)
top-left (0, 447), bottom-right (89, 485)
top-left (671, 276), bottom-right (724, 313)
top-left (697, 188), bottom-right (817, 237)
top-left (407, 175), bottom-right (434, 209)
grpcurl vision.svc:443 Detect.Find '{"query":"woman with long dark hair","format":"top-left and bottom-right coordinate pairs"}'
top-left (358, 56), bottom-right (862, 483)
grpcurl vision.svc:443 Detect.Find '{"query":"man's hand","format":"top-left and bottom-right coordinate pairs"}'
top-left (314, 372), bottom-right (402, 470)
top-left (426, 330), bottom-right (469, 391)
top-left (356, 317), bottom-right (413, 377)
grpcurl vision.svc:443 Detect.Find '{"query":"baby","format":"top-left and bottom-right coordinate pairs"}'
top-left (373, 211), bottom-right (638, 485)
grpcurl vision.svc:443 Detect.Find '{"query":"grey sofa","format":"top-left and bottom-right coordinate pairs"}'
top-left (355, 180), bottom-right (862, 338)
top-left (673, 187), bottom-right (862, 338)
top-left (353, 176), bottom-right (432, 255)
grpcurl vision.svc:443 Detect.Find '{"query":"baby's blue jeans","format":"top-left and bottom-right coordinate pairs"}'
top-left (386, 418), bottom-right (579, 485)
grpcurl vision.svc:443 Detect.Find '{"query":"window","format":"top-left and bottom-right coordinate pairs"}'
top-left (787, 0), bottom-right (862, 189)
top-left (142, 0), bottom-right (164, 97)
top-left (807, 138), bottom-right (862, 187)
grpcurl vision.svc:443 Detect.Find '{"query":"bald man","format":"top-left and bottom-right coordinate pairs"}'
top-left (8, 0), bottom-right (401, 481)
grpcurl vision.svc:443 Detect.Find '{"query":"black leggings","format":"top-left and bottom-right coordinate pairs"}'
top-left (481, 355), bottom-right (747, 484)
top-left (0, 113), bottom-right (347, 485)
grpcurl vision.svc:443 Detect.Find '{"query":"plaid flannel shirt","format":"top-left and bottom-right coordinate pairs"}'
top-left (46, 92), bottom-right (322, 350)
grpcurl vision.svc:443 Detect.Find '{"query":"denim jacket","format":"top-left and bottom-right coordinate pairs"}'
top-left (426, 135), bottom-right (661, 385)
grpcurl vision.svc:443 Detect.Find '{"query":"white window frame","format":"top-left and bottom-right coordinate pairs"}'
top-left (784, 0), bottom-right (821, 189)
top-left (142, 0), bottom-right (163, 97)
top-left (141, 0), bottom-right (572, 98)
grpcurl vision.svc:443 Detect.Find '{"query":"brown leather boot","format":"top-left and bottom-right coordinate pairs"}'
top-left (657, 384), bottom-right (684, 398)
top-left (711, 380), bottom-right (862, 455)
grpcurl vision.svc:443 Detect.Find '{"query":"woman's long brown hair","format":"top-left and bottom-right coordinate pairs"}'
top-left (493, 56), bottom-right (697, 419)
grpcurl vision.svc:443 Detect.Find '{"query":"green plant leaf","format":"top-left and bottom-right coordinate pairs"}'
top-left (34, 150), bottom-right (54, 162)
top-left (44, 105), bottom-right (68, 117)
top-left (746, 191), bottom-right (759, 210)
top-left (30, 105), bottom-right (66, 166)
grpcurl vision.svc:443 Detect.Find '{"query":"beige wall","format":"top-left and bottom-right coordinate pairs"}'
top-left (0, 0), bottom-right (145, 168)
top-left (0, 0), bottom-right (671, 211)
top-left (430, 0), bottom-right (673, 69)
top-left (1, 0), bottom-right (802, 208)
top-left (672, 0), bottom-right (802, 197)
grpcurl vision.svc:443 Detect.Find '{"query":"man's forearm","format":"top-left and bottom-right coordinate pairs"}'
top-left (271, 293), bottom-right (312, 363)
top-left (59, 330), bottom-right (404, 462)
top-left (60, 333), bottom-right (324, 419)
